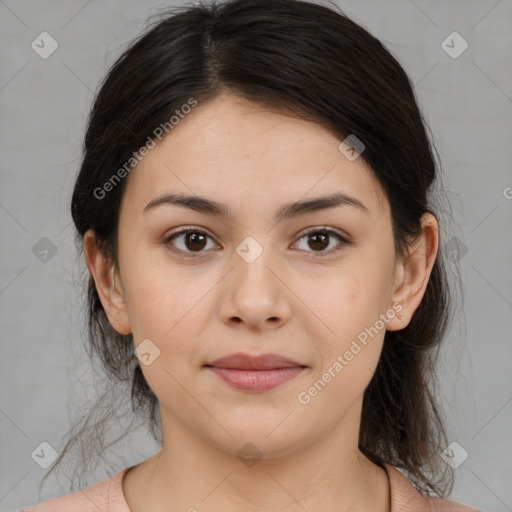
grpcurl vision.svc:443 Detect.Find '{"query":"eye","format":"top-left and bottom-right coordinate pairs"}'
top-left (164, 227), bottom-right (219, 257)
top-left (292, 227), bottom-right (350, 256)
top-left (164, 226), bottom-right (350, 258)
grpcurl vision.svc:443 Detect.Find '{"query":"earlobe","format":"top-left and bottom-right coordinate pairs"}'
top-left (386, 213), bottom-right (439, 332)
top-left (83, 229), bottom-right (132, 335)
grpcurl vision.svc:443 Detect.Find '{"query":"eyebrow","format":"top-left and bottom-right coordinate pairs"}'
top-left (143, 191), bottom-right (370, 220)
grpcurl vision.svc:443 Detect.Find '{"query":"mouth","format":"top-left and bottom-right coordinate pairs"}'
top-left (204, 352), bottom-right (307, 392)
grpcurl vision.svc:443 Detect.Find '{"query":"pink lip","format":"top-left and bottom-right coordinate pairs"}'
top-left (204, 352), bottom-right (307, 392)
top-left (206, 367), bottom-right (305, 391)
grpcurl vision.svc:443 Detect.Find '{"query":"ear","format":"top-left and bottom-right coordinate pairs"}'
top-left (83, 229), bottom-right (132, 335)
top-left (386, 212), bottom-right (439, 331)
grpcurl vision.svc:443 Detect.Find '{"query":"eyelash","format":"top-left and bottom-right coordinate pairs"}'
top-left (163, 226), bottom-right (351, 258)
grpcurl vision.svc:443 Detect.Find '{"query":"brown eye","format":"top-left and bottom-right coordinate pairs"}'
top-left (164, 228), bottom-right (218, 256)
top-left (293, 228), bottom-right (349, 256)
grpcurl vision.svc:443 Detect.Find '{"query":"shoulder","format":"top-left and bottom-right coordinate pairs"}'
top-left (19, 468), bottom-right (131, 512)
top-left (383, 463), bottom-right (483, 512)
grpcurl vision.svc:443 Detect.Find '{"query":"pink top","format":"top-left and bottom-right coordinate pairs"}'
top-left (20, 463), bottom-right (482, 511)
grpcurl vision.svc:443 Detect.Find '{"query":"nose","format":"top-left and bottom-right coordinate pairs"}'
top-left (218, 241), bottom-right (292, 332)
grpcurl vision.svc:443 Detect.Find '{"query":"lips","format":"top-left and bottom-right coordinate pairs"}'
top-left (205, 352), bottom-right (306, 370)
top-left (204, 352), bottom-right (307, 392)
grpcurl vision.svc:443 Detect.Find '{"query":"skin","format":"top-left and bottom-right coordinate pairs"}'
top-left (84, 92), bottom-right (439, 512)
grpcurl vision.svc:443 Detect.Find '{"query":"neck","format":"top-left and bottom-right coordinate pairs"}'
top-left (123, 399), bottom-right (390, 512)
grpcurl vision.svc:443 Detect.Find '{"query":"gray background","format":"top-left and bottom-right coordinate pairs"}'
top-left (1, 1), bottom-right (511, 511)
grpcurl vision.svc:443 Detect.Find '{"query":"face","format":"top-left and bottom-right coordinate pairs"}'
top-left (85, 92), bottom-right (437, 460)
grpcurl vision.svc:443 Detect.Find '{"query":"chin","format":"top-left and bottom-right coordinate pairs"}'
top-left (204, 412), bottom-right (311, 458)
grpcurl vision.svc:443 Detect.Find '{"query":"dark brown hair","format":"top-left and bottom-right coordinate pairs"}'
top-left (42, 0), bottom-right (460, 498)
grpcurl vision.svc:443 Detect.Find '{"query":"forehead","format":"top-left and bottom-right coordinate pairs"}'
top-left (121, 93), bottom-right (389, 221)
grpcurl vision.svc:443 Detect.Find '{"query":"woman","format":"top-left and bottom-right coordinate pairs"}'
top-left (22, 0), bottom-right (481, 510)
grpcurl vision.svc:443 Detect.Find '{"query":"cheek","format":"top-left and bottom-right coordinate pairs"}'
top-left (118, 243), bottom-right (194, 334)
top-left (301, 266), bottom-right (387, 341)
top-left (124, 265), bottom-right (208, 408)
top-left (298, 255), bottom-right (391, 381)
top-left (120, 250), bottom-right (211, 365)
